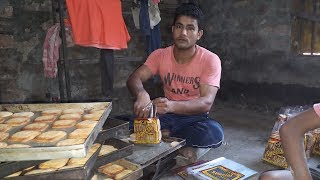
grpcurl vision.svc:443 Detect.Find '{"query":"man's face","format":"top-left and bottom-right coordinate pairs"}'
top-left (172, 15), bottom-right (203, 50)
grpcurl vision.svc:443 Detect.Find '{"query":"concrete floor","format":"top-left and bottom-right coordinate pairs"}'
top-left (200, 104), bottom-right (276, 176)
top-left (160, 102), bottom-right (289, 179)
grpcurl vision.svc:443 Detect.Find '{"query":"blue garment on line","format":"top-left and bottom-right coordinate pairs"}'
top-left (139, 0), bottom-right (161, 55)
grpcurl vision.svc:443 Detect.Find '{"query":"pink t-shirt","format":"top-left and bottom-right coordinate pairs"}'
top-left (144, 45), bottom-right (221, 101)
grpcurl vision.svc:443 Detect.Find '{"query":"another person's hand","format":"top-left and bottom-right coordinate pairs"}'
top-left (153, 97), bottom-right (173, 114)
top-left (134, 91), bottom-right (151, 118)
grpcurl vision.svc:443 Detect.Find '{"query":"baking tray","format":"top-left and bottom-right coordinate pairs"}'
top-left (4, 143), bottom-right (102, 180)
top-left (94, 138), bottom-right (133, 168)
top-left (0, 102), bottom-right (112, 161)
top-left (94, 159), bottom-right (143, 180)
top-left (125, 137), bottom-right (186, 168)
top-left (95, 117), bottom-right (129, 143)
top-left (0, 161), bottom-right (45, 178)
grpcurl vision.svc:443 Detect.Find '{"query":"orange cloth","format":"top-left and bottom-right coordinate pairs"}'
top-left (66, 0), bottom-right (130, 49)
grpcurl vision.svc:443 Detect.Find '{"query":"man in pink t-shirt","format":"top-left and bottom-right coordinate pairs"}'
top-left (127, 3), bottom-right (224, 162)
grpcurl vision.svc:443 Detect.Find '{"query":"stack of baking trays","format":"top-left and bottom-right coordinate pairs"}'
top-left (0, 102), bottom-right (140, 180)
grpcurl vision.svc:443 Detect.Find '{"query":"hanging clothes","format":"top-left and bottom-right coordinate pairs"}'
top-left (66, 0), bottom-right (130, 49)
top-left (139, 0), bottom-right (161, 55)
top-left (148, 0), bottom-right (161, 29)
top-left (42, 22), bottom-right (73, 78)
top-left (42, 23), bottom-right (61, 78)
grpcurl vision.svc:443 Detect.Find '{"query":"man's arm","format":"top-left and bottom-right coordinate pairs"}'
top-left (154, 84), bottom-right (218, 115)
top-left (280, 108), bottom-right (320, 180)
top-left (127, 65), bottom-right (154, 117)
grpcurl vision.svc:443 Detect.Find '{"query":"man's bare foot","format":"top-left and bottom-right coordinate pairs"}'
top-left (161, 129), bottom-right (171, 138)
top-left (178, 147), bottom-right (197, 163)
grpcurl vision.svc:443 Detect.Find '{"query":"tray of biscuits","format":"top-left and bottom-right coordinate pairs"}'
top-left (94, 138), bottom-right (133, 168)
top-left (0, 102), bottom-right (112, 161)
top-left (2, 143), bottom-right (102, 179)
top-left (93, 159), bottom-right (143, 180)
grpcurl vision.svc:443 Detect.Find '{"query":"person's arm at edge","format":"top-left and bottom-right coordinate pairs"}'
top-left (126, 65), bottom-right (154, 117)
top-left (280, 107), bottom-right (320, 180)
top-left (154, 84), bottom-right (218, 115)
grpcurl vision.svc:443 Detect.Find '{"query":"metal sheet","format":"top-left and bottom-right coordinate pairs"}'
top-left (95, 118), bottom-right (129, 143)
top-left (94, 138), bottom-right (133, 168)
top-left (125, 137), bottom-right (186, 167)
top-left (0, 102), bottom-right (112, 161)
top-left (5, 144), bottom-right (102, 180)
top-left (94, 159), bottom-right (143, 180)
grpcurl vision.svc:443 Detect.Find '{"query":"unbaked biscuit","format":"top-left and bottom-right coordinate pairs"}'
top-left (56, 139), bottom-right (85, 146)
top-left (8, 131), bottom-right (40, 143)
top-left (24, 169), bottom-right (56, 175)
top-left (39, 158), bottom-right (69, 169)
top-left (22, 123), bottom-right (49, 132)
top-left (68, 128), bottom-right (91, 139)
top-left (99, 145), bottom-right (118, 156)
top-left (76, 120), bottom-right (97, 129)
top-left (0, 111), bottom-right (13, 118)
top-left (12, 112), bottom-right (34, 118)
top-left (58, 164), bottom-right (82, 170)
top-left (0, 124), bottom-right (12, 132)
top-left (5, 117), bottom-right (29, 127)
top-left (101, 164), bottom-right (124, 177)
top-left (6, 144), bottom-right (31, 148)
top-left (41, 109), bottom-right (62, 116)
top-left (89, 109), bottom-right (105, 114)
top-left (67, 156), bottom-right (90, 166)
top-left (62, 108), bottom-right (84, 115)
top-left (4, 171), bottom-right (22, 178)
top-left (88, 143), bottom-right (101, 154)
top-left (114, 169), bottom-right (133, 180)
top-left (82, 113), bottom-right (101, 121)
top-left (59, 114), bottom-right (81, 120)
top-left (0, 142), bottom-right (7, 148)
top-left (52, 120), bottom-right (76, 129)
top-left (34, 131), bottom-right (67, 143)
top-left (34, 115), bottom-right (56, 123)
top-left (0, 132), bottom-right (9, 141)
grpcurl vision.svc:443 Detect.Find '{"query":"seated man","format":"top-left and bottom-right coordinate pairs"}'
top-left (259, 103), bottom-right (320, 180)
top-left (126, 3), bottom-right (224, 162)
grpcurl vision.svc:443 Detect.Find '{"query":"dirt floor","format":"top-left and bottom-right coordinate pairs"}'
top-left (160, 101), bottom-right (320, 179)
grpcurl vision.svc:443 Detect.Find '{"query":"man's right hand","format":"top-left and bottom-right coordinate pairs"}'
top-left (134, 91), bottom-right (151, 118)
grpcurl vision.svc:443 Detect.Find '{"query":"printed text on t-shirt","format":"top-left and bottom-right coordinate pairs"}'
top-left (163, 72), bottom-right (200, 94)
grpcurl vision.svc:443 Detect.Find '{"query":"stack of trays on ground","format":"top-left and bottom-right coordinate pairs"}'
top-left (3, 143), bottom-right (102, 179)
top-left (93, 159), bottom-right (142, 180)
top-left (0, 102), bottom-right (111, 162)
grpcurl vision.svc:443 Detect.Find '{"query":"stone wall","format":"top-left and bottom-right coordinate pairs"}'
top-left (1, 0), bottom-right (320, 115)
top-left (198, 0), bottom-right (320, 108)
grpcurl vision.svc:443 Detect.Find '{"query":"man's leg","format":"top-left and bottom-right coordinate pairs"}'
top-left (173, 118), bottom-right (224, 148)
top-left (163, 114), bottom-right (223, 163)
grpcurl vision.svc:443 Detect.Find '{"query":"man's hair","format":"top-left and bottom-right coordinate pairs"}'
top-left (173, 3), bottom-right (204, 30)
